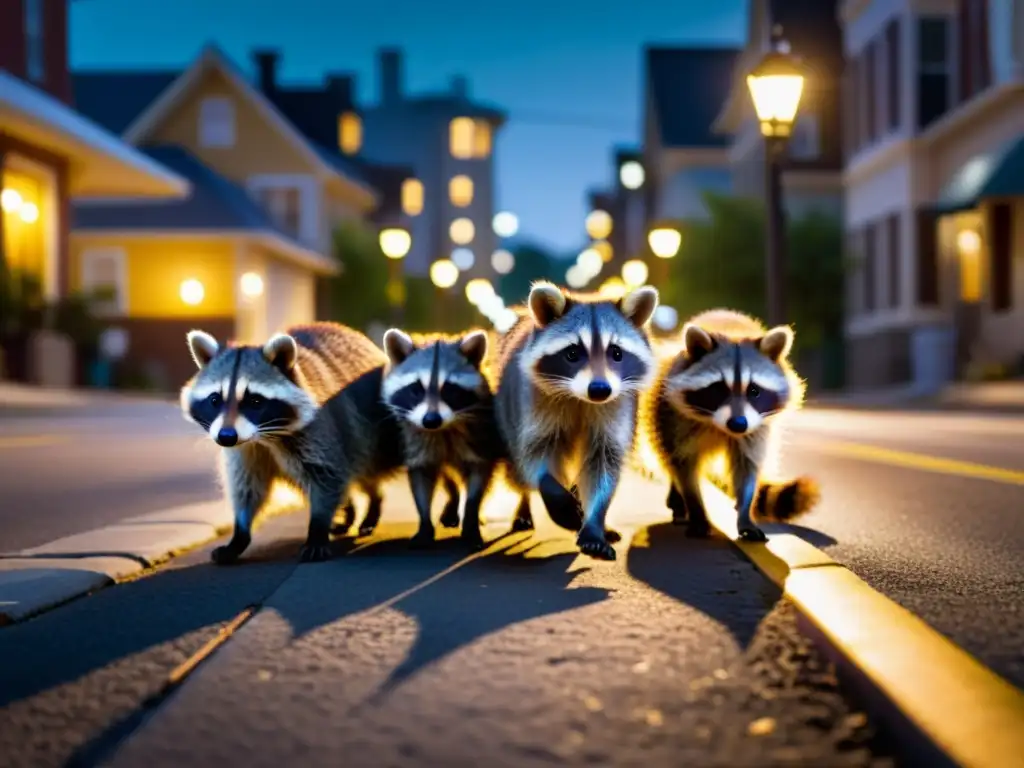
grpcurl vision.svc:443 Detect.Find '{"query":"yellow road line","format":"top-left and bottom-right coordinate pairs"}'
top-left (0, 435), bottom-right (67, 449)
top-left (805, 438), bottom-right (1024, 486)
top-left (701, 479), bottom-right (1024, 768)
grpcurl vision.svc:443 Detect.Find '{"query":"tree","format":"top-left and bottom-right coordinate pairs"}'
top-left (499, 242), bottom-right (560, 306)
top-left (323, 219), bottom-right (389, 332)
top-left (664, 191), bottom-right (845, 352)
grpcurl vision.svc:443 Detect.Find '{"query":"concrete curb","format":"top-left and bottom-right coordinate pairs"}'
top-left (700, 480), bottom-right (1024, 768)
top-left (0, 487), bottom-right (305, 626)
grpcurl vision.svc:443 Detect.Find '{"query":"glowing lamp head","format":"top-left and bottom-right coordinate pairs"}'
top-left (379, 227), bottom-right (412, 259)
top-left (18, 202), bottom-right (39, 224)
top-left (492, 211), bottom-right (519, 238)
top-left (240, 271), bottom-right (264, 298)
top-left (585, 209), bottom-right (613, 240)
top-left (648, 228), bottom-right (682, 259)
top-left (1, 189), bottom-right (23, 213)
top-left (465, 278), bottom-right (495, 306)
top-left (621, 259), bottom-right (649, 287)
top-left (746, 48), bottom-right (805, 138)
top-left (491, 249), bottom-right (515, 274)
top-left (430, 259), bottom-right (459, 289)
top-left (180, 279), bottom-right (205, 306)
top-left (619, 160), bottom-right (645, 190)
top-left (957, 230), bottom-right (982, 254)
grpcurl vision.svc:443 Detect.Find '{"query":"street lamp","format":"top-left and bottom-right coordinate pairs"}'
top-left (619, 161), bottom-right (645, 190)
top-left (585, 210), bottom-right (613, 241)
top-left (622, 259), bottom-right (648, 287)
top-left (430, 258), bottom-right (459, 289)
top-left (180, 278), bottom-right (204, 306)
top-left (380, 227), bottom-right (411, 324)
top-left (465, 277), bottom-right (495, 306)
top-left (648, 227), bottom-right (681, 259)
top-left (746, 25), bottom-right (805, 326)
top-left (493, 211), bottom-right (519, 238)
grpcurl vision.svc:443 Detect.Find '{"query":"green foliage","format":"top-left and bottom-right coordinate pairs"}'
top-left (664, 191), bottom-right (845, 351)
top-left (498, 242), bottom-right (560, 305)
top-left (324, 219), bottom-right (390, 332)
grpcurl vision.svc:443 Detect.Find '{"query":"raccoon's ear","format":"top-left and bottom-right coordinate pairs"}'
top-left (383, 328), bottom-right (416, 365)
top-left (263, 333), bottom-right (298, 373)
top-left (620, 285), bottom-right (659, 328)
top-left (759, 325), bottom-right (794, 362)
top-left (528, 281), bottom-right (570, 327)
top-left (682, 323), bottom-right (715, 362)
top-left (186, 330), bottom-right (219, 370)
top-left (459, 330), bottom-right (488, 368)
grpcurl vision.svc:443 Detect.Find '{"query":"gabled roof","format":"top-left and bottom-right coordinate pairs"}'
top-left (72, 144), bottom-right (336, 273)
top-left (645, 46), bottom-right (740, 149)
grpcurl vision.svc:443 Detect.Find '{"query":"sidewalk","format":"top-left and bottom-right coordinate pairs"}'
top-left (807, 380), bottom-right (1024, 414)
top-left (0, 382), bottom-right (175, 417)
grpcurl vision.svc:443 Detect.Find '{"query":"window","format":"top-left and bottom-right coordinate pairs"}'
top-left (255, 187), bottom-right (301, 237)
top-left (472, 120), bottom-right (492, 158)
top-left (886, 19), bottom-right (902, 132)
top-left (916, 208), bottom-right (940, 305)
top-left (24, 0), bottom-right (44, 84)
top-left (863, 222), bottom-right (877, 312)
top-left (449, 217), bottom-right (475, 245)
top-left (198, 97), bottom-right (235, 148)
top-left (959, 0), bottom-right (992, 104)
top-left (917, 17), bottom-right (951, 129)
top-left (887, 213), bottom-right (902, 308)
top-left (864, 41), bottom-right (878, 144)
top-left (449, 117), bottom-right (491, 159)
top-left (990, 203), bottom-right (1013, 312)
top-left (81, 248), bottom-right (127, 316)
top-left (338, 112), bottom-right (362, 155)
top-left (449, 175), bottom-right (473, 207)
top-left (788, 114), bottom-right (820, 160)
top-left (401, 178), bottom-right (423, 216)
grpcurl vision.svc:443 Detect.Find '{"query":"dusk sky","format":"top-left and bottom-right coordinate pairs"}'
top-left (71, 0), bottom-right (747, 254)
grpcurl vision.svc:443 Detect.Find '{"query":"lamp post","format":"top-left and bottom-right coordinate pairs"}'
top-left (379, 227), bottom-right (411, 325)
top-left (746, 26), bottom-right (805, 327)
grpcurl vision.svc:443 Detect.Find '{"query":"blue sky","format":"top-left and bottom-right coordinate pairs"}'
top-left (72, 0), bottom-right (747, 253)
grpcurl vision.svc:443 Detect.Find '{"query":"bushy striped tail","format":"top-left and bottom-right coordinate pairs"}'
top-left (754, 477), bottom-right (820, 523)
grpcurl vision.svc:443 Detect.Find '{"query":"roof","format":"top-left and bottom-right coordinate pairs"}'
top-left (73, 71), bottom-right (180, 135)
top-left (645, 46), bottom-right (740, 149)
top-left (0, 70), bottom-right (188, 199)
top-left (934, 135), bottom-right (1024, 214)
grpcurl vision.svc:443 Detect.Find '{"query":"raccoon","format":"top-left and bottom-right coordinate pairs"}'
top-left (494, 280), bottom-right (659, 560)
top-left (381, 328), bottom-right (504, 549)
top-left (180, 321), bottom-right (404, 563)
top-left (640, 308), bottom-right (819, 542)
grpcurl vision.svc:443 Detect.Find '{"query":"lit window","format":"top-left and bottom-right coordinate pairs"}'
top-left (449, 117), bottom-right (474, 159)
top-left (449, 217), bottom-right (475, 245)
top-left (338, 112), bottom-right (362, 155)
top-left (198, 97), bottom-right (235, 148)
top-left (24, 0), bottom-right (44, 83)
top-left (473, 120), bottom-right (492, 158)
top-left (449, 175), bottom-right (473, 207)
top-left (81, 248), bottom-right (127, 316)
top-left (402, 178), bottom-right (424, 216)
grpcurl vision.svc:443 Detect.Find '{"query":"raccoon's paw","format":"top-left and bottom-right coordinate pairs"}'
top-left (737, 525), bottom-right (767, 543)
top-left (686, 519), bottom-right (712, 538)
top-left (409, 526), bottom-right (436, 549)
top-left (605, 528), bottom-right (622, 544)
top-left (460, 527), bottom-right (485, 550)
top-left (510, 514), bottom-right (534, 532)
top-left (577, 528), bottom-right (617, 561)
top-left (358, 521), bottom-right (378, 537)
top-left (330, 521), bottom-right (352, 537)
top-left (440, 501), bottom-right (461, 529)
top-left (298, 542), bottom-right (334, 563)
top-left (211, 544), bottom-right (243, 565)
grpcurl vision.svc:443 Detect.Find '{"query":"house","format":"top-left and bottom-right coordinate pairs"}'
top-left (840, 0), bottom-right (1024, 390)
top-left (712, 0), bottom-right (845, 221)
top-left (72, 45), bottom-right (380, 388)
top-left (353, 48), bottom-right (507, 282)
top-left (642, 46), bottom-right (739, 231)
top-left (0, 0), bottom-right (188, 383)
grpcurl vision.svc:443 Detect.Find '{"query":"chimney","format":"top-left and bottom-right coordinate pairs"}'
top-left (450, 75), bottom-right (469, 99)
top-left (253, 49), bottom-right (279, 93)
top-left (379, 48), bottom-right (402, 105)
top-left (325, 73), bottom-right (355, 109)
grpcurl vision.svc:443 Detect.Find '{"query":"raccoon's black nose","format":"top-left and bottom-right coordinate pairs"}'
top-left (421, 412), bottom-right (443, 430)
top-left (216, 427), bottom-right (239, 447)
top-left (726, 416), bottom-right (748, 434)
top-left (587, 380), bottom-right (612, 402)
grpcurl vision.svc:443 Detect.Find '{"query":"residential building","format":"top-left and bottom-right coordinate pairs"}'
top-left (0, 0), bottom-right (188, 383)
top-left (840, 0), bottom-right (1024, 389)
top-left (72, 45), bottom-right (377, 388)
top-left (713, 0), bottom-right (845, 221)
top-left (355, 48), bottom-right (507, 281)
top-left (641, 46), bottom-right (739, 230)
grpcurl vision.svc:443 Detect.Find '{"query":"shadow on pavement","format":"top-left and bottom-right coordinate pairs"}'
top-left (625, 522), bottom-right (782, 649)
top-left (760, 522), bottom-right (838, 549)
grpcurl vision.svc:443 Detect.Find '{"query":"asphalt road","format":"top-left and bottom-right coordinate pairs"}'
top-left (773, 407), bottom-right (1024, 691)
top-left (0, 401), bottom-right (221, 551)
top-left (0, 478), bottom-right (892, 768)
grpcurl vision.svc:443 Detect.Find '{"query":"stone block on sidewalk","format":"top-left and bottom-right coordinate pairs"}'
top-left (0, 556), bottom-right (140, 624)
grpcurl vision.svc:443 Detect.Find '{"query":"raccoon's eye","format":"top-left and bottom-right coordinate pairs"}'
top-left (407, 382), bottom-right (426, 399)
top-left (608, 344), bottom-right (623, 362)
top-left (207, 392), bottom-right (222, 407)
top-left (748, 384), bottom-right (761, 399)
top-left (564, 345), bottom-right (582, 363)
top-left (247, 394), bottom-right (265, 408)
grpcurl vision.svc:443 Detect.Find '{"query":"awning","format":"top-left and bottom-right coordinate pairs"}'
top-left (0, 70), bottom-right (189, 199)
top-left (934, 133), bottom-right (1024, 215)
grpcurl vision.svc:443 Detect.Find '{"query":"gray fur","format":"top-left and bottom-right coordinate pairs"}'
top-left (181, 321), bottom-right (404, 563)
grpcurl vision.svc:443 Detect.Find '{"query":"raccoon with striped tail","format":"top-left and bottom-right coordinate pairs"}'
top-left (639, 308), bottom-right (819, 542)
top-left (381, 328), bottom-right (503, 549)
top-left (180, 322), bottom-right (405, 563)
top-left (494, 280), bottom-right (659, 560)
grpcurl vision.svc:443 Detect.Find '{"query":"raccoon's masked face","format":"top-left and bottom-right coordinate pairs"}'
top-left (381, 329), bottom-right (489, 431)
top-left (665, 323), bottom-right (794, 436)
top-left (180, 330), bottom-right (317, 447)
top-left (521, 281), bottom-right (658, 404)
